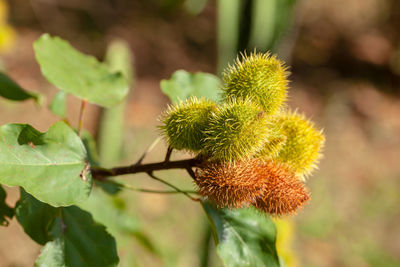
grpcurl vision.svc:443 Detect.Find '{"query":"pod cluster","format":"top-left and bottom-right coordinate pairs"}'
top-left (160, 52), bottom-right (325, 215)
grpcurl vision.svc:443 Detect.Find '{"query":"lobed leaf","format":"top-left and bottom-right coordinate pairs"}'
top-left (161, 70), bottom-right (221, 104)
top-left (202, 201), bottom-right (280, 267)
top-left (16, 191), bottom-right (119, 267)
top-left (0, 121), bottom-right (91, 207)
top-left (16, 189), bottom-right (58, 244)
top-left (55, 206), bottom-right (119, 267)
top-left (34, 34), bottom-right (129, 108)
top-left (0, 72), bottom-right (43, 104)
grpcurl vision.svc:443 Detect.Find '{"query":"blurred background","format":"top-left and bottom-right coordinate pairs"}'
top-left (0, 0), bottom-right (399, 266)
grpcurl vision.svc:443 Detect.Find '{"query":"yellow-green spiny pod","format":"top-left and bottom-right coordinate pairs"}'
top-left (160, 97), bottom-right (216, 152)
top-left (222, 52), bottom-right (289, 115)
top-left (257, 135), bottom-right (287, 160)
top-left (256, 117), bottom-right (288, 159)
top-left (272, 111), bottom-right (325, 177)
top-left (203, 99), bottom-right (271, 161)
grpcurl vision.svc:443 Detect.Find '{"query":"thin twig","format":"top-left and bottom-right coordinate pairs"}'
top-left (135, 137), bottom-right (162, 165)
top-left (186, 167), bottom-right (196, 180)
top-left (100, 180), bottom-right (198, 194)
top-left (165, 146), bottom-right (173, 162)
top-left (91, 158), bottom-right (201, 179)
top-left (78, 99), bottom-right (87, 137)
top-left (146, 172), bottom-right (200, 201)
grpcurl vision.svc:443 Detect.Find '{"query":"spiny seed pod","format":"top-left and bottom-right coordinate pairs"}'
top-left (195, 160), bottom-right (269, 208)
top-left (273, 111), bottom-right (325, 177)
top-left (159, 97), bottom-right (216, 151)
top-left (257, 136), bottom-right (287, 159)
top-left (252, 162), bottom-right (310, 215)
top-left (203, 99), bottom-right (270, 161)
top-left (257, 120), bottom-right (287, 158)
top-left (222, 52), bottom-right (289, 115)
top-left (195, 159), bottom-right (310, 215)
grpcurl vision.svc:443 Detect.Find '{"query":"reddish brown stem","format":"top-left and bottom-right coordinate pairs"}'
top-left (165, 146), bottom-right (173, 162)
top-left (91, 158), bottom-right (201, 179)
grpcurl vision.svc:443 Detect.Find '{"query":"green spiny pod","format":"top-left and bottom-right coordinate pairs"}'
top-left (222, 52), bottom-right (289, 115)
top-left (160, 97), bottom-right (216, 152)
top-left (203, 99), bottom-right (271, 161)
top-left (272, 111), bottom-right (325, 177)
top-left (257, 123), bottom-right (287, 159)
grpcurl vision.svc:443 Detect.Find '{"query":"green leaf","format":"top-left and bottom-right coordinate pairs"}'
top-left (16, 191), bottom-right (119, 267)
top-left (33, 207), bottom-right (120, 267)
top-left (202, 202), bottom-right (280, 267)
top-left (49, 91), bottom-right (67, 118)
top-left (0, 72), bottom-right (43, 104)
top-left (56, 206), bottom-right (119, 267)
top-left (34, 34), bottom-right (129, 108)
top-left (94, 180), bottom-right (121, 195)
top-left (16, 189), bottom-right (58, 244)
top-left (36, 238), bottom-right (65, 266)
top-left (160, 70), bottom-right (221, 104)
top-left (0, 121), bottom-right (91, 207)
top-left (0, 185), bottom-right (14, 226)
top-left (79, 188), bottom-right (156, 254)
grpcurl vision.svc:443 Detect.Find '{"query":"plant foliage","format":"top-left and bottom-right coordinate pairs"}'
top-left (0, 122), bottom-right (91, 206)
top-left (17, 189), bottom-right (119, 267)
top-left (203, 202), bottom-right (280, 267)
top-left (0, 72), bottom-right (42, 104)
top-left (34, 34), bottom-right (129, 108)
top-left (160, 70), bottom-right (221, 104)
top-left (0, 33), bottom-right (325, 267)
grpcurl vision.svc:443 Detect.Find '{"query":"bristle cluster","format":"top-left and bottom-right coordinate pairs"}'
top-left (222, 52), bottom-right (289, 115)
top-left (203, 99), bottom-right (271, 161)
top-left (272, 112), bottom-right (325, 177)
top-left (195, 159), bottom-right (310, 215)
top-left (159, 51), bottom-right (325, 216)
top-left (195, 160), bottom-right (267, 208)
top-left (252, 163), bottom-right (310, 215)
top-left (159, 97), bottom-right (215, 151)
top-left (257, 119), bottom-right (287, 158)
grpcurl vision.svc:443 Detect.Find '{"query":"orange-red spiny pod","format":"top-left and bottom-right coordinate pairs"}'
top-left (195, 159), bottom-right (310, 215)
top-left (195, 160), bottom-right (268, 208)
top-left (253, 162), bottom-right (310, 215)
